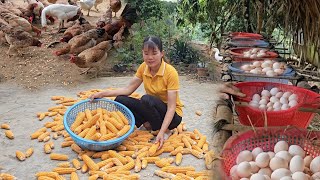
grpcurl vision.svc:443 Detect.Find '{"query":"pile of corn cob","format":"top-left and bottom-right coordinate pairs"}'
top-left (2, 88), bottom-right (215, 180)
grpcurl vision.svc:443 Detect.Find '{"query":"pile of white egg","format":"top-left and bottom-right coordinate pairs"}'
top-left (243, 48), bottom-right (268, 58)
top-left (240, 60), bottom-right (287, 77)
top-left (249, 87), bottom-right (298, 111)
top-left (230, 140), bottom-right (320, 180)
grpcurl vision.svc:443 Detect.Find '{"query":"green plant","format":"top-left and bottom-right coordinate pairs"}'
top-left (168, 38), bottom-right (200, 65)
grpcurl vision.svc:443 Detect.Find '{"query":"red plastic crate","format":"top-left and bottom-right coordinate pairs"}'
top-left (229, 47), bottom-right (278, 61)
top-left (234, 82), bottom-right (320, 128)
top-left (229, 32), bottom-right (263, 40)
top-left (221, 127), bottom-right (320, 178)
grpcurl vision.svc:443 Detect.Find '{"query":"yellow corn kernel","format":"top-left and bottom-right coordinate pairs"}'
top-left (98, 133), bottom-right (116, 141)
top-left (105, 121), bottom-right (118, 134)
top-left (204, 153), bottom-right (213, 170)
top-left (31, 131), bottom-right (45, 139)
top-left (110, 111), bottom-right (125, 125)
top-left (190, 133), bottom-right (200, 140)
top-left (177, 124), bottom-right (183, 133)
top-left (192, 145), bottom-right (204, 153)
top-left (82, 113), bottom-right (100, 130)
top-left (116, 161), bottom-right (135, 171)
top-left (202, 143), bottom-right (209, 152)
top-left (170, 146), bottom-right (184, 156)
top-left (51, 96), bottom-right (64, 100)
top-left (88, 170), bottom-right (108, 177)
top-left (57, 162), bottom-right (71, 168)
top-left (152, 148), bottom-right (164, 157)
top-left (16, 150), bottom-right (26, 161)
top-left (5, 130), bottom-right (14, 139)
top-left (175, 153), bottom-right (182, 166)
top-left (111, 158), bottom-right (123, 166)
top-left (39, 113), bottom-right (46, 120)
top-left (70, 144), bottom-right (82, 154)
top-left (92, 151), bottom-right (108, 159)
top-left (148, 142), bottom-right (160, 156)
top-left (161, 166), bottom-right (195, 174)
top-left (119, 151), bottom-right (135, 157)
top-left (134, 157), bottom-right (142, 173)
top-left (99, 161), bottom-right (114, 171)
top-left (154, 170), bottom-right (176, 179)
top-left (81, 164), bottom-right (88, 173)
top-left (53, 133), bottom-right (59, 140)
top-left (36, 172), bottom-right (59, 178)
top-left (186, 170), bottom-right (212, 178)
top-left (175, 173), bottom-right (194, 180)
top-left (117, 125), bottom-right (131, 137)
top-left (38, 132), bottom-right (50, 142)
top-left (142, 157), bottom-right (160, 163)
top-left (72, 159), bottom-right (81, 170)
top-left (132, 146), bottom-right (148, 158)
top-left (88, 174), bottom-right (99, 180)
top-left (141, 159), bottom-right (148, 169)
top-left (25, 147), bottom-right (34, 158)
top-left (88, 133), bottom-right (101, 141)
top-left (100, 121), bottom-right (107, 135)
top-left (38, 176), bottom-right (56, 180)
top-left (43, 136), bottom-right (51, 142)
top-left (70, 172), bottom-right (79, 180)
top-left (64, 137), bottom-right (72, 141)
top-left (101, 153), bottom-right (110, 160)
top-left (163, 146), bottom-right (175, 153)
top-left (44, 143), bottom-right (52, 154)
top-left (194, 176), bottom-right (210, 180)
top-left (74, 124), bottom-right (84, 135)
top-left (137, 151), bottom-right (149, 159)
top-left (52, 167), bottom-right (76, 175)
top-left (84, 126), bottom-right (97, 139)
top-left (78, 128), bottom-right (90, 138)
top-left (191, 149), bottom-right (204, 159)
top-left (110, 171), bottom-right (131, 175)
top-left (85, 109), bottom-right (93, 120)
top-left (197, 136), bottom-right (206, 149)
top-left (116, 111), bottom-right (129, 125)
top-left (61, 141), bottom-right (73, 148)
top-left (107, 117), bottom-right (124, 130)
top-left (50, 153), bottom-right (69, 161)
top-left (108, 150), bottom-right (127, 164)
top-left (155, 159), bottom-right (171, 168)
top-left (82, 154), bottom-right (99, 171)
top-left (1, 123), bottom-right (10, 130)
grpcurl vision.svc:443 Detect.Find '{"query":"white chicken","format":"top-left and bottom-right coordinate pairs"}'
top-left (213, 48), bottom-right (223, 62)
top-left (41, 4), bottom-right (81, 31)
top-left (79, 0), bottom-right (95, 16)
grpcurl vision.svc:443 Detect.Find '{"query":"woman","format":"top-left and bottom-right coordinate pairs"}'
top-left (89, 36), bottom-right (183, 149)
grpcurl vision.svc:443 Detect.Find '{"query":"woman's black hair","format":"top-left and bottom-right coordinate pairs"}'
top-left (143, 36), bottom-right (163, 52)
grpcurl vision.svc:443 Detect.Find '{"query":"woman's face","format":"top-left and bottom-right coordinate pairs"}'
top-left (142, 46), bottom-right (163, 70)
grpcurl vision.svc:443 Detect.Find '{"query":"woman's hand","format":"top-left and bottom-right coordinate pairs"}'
top-left (219, 82), bottom-right (246, 100)
top-left (89, 92), bottom-right (105, 101)
top-left (155, 131), bottom-right (164, 150)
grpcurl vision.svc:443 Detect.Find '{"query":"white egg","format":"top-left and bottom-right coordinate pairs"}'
top-left (243, 52), bottom-right (251, 58)
top-left (252, 48), bottom-right (259, 54)
top-left (241, 64), bottom-right (252, 71)
top-left (270, 96), bottom-right (279, 103)
top-left (282, 92), bottom-right (292, 98)
top-left (271, 168), bottom-right (291, 180)
top-left (258, 168), bottom-right (272, 177)
top-left (288, 145), bottom-right (305, 157)
top-left (250, 173), bottom-right (266, 180)
top-left (281, 104), bottom-right (289, 110)
top-left (267, 151), bottom-right (275, 159)
top-left (236, 150), bottom-right (253, 164)
top-left (261, 62), bottom-right (272, 68)
top-left (312, 171), bottom-right (320, 179)
top-left (250, 69), bottom-right (260, 74)
top-left (279, 96), bottom-right (288, 104)
top-left (275, 151), bottom-right (292, 162)
top-left (270, 87), bottom-right (279, 96)
top-left (290, 155), bottom-right (305, 173)
top-left (252, 147), bottom-right (264, 160)
top-left (269, 157), bottom-right (288, 171)
top-left (267, 107), bottom-right (273, 111)
top-left (230, 165), bottom-right (239, 179)
top-left (259, 104), bottom-right (267, 110)
top-left (250, 101), bottom-right (260, 108)
top-left (272, 102), bottom-right (281, 109)
top-left (274, 68), bottom-right (284, 75)
top-left (250, 54), bottom-right (257, 59)
top-left (259, 99), bottom-right (268, 105)
top-left (288, 94), bottom-right (298, 101)
top-left (275, 92), bottom-right (284, 98)
top-left (273, 107), bottom-right (281, 111)
top-left (274, 141), bottom-right (289, 153)
top-left (266, 70), bottom-right (276, 77)
top-left (288, 100), bottom-right (298, 107)
top-left (253, 61), bottom-right (262, 67)
top-left (261, 90), bottom-right (271, 97)
top-left (292, 172), bottom-right (308, 180)
top-left (249, 161), bottom-right (260, 173)
top-left (257, 52), bottom-right (266, 58)
top-left (264, 59), bottom-right (273, 64)
top-left (279, 177), bottom-right (293, 180)
top-left (304, 155), bottom-right (313, 168)
top-left (252, 94), bottom-right (261, 101)
top-left (273, 62), bottom-right (281, 69)
top-left (261, 96), bottom-right (270, 101)
top-left (255, 152), bottom-right (270, 168)
top-left (262, 67), bottom-right (272, 73)
top-left (259, 49), bottom-right (267, 53)
top-left (237, 161), bottom-right (252, 178)
top-left (266, 102), bottom-right (274, 107)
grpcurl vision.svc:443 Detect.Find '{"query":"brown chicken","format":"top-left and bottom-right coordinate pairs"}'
top-left (96, 6), bottom-right (112, 28)
top-left (70, 40), bottom-right (113, 77)
top-left (0, 12), bottom-right (41, 36)
top-left (110, 0), bottom-right (121, 17)
top-left (60, 17), bottom-right (94, 42)
top-left (0, 24), bottom-right (42, 56)
top-left (55, 28), bottom-right (112, 56)
top-left (112, 25), bottom-right (125, 48)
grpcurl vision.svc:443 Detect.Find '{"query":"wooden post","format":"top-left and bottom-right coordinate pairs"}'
top-left (212, 99), bottom-right (233, 179)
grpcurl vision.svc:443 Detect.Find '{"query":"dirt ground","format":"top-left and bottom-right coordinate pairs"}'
top-left (0, 76), bottom-right (220, 179)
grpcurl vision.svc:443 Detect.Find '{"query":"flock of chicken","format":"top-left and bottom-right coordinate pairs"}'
top-left (0, 0), bottom-right (137, 77)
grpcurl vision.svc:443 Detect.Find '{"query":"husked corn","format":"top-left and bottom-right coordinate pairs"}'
top-left (25, 147), bottom-right (34, 158)
top-left (5, 130), bottom-right (14, 139)
top-left (175, 153), bottom-right (182, 166)
top-left (0, 123), bottom-right (10, 130)
top-left (35, 172), bottom-right (59, 178)
top-left (52, 167), bottom-right (76, 175)
top-left (82, 154), bottom-right (99, 171)
top-left (44, 143), bottom-right (52, 154)
top-left (70, 172), bottom-right (79, 180)
top-left (154, 170), bottom-right (176, 179)
top-left (50, 153), bottom-right (69, 161)
top-left (134, 157), bottom-right (142, 173)
top-left (16, 150), bottom-right (26, 161)
top-left (141, 159), bottom-right (148, 169)
top-left (72, 159), bottom-right (81, 170)
top-left (57, 162), bottom-right (71, 168)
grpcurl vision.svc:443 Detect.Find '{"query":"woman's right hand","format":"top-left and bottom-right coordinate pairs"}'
top-left (89, 92), bottom-right (105, 101)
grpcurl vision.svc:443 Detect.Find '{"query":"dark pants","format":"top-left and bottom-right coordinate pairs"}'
top-left (115, 95), bottom-right (182, 131)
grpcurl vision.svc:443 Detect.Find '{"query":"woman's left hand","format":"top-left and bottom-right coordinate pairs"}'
top-left (155, 131), bottom-right (164, 150)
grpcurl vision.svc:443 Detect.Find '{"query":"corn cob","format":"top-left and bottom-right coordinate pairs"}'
top-left (174, 173), bottom-right (194, 180)
top-left (81, 164), bottom-right (88, 173)
top-left (141, 159), bottom-right (148, 169)
top-left (117, 125), bottom-right (131, 137)
top-left (192, 145), bottom-right (204, 153)
top-left (31, 131), bottom-right (45, 139)
top-left (91, 151), bottom-right (108, 159)
top-left (110, 171), bottom-right (131, 175)
top-left (50, 153), bottom-right (69, 161)
top-left (53, 133), bottom-right (59, 140)
top-left (70, 143), bottom-right (82, 154)
top-left (204, 153), bottom-right (213, 169)
top-left (38, 176), bottom-right (56, 180)
top-left (88, 170), bottom-right (108, 177)
top-left (107, 117), bottom-right (124, 130)
top-left (116, 111), bottom-right (129, 125)
top-left (134, 157), bottom-right (142, 173)
top-left (186, 171), bottom-right (212, 178)
top-left (154, 170), bottom-right (176, 179)
top-left (82, 113), bottom-right (100, 130)
top-left (88, 174), bottom-right (99, 180)
top-left (5, 130), bottom-right (14, 139)
top-left (197, 136), bottom-right (206, 149)
top-left (105, 121), bottom-right (118, 134)
top-left (100, 121), bottom-right (107, 135)
top-left (111, 158), bottom-right (123, 166)
top-left (101, 153), bottom-right (110, 160)
top-left (39, 113), bottom-right (46, 120)
top-left (170, 146), bottom-right (184, 156)
top-left (84, 126), bottom-right (97, 139)
top-left (126, 155), bottom-right (134, 163)
top-left (57, 162), bottom-right (71, 168)
top-left (176, 153), bottom-right (182, 165)
top-left (16, 150), bottom-right (26, 161)
top-left (152, 148), bottom-right (164, 157)
top-left (72, 159), bottom-right (81, 170)
top-left (202, 143), bottom-right (209, 152)
top-left (35, 172), bottom-right (59, 178)
top-left (177, 124), bottom-right (183, 133)
top-left (99, 133), bottom-right (116, 141)
top-left (82, 154), bottom-right (99, 171)
top-left (70, 172), bottom-right (79, 180)
top-left (161, 166), bottom-right (196, 174)
top-left (191, 149), bottom-right (204, 159)
top-left (74, 124), bottom-right (84, 134)
top-left (85, 109), bottom-right (93, 120)
top-left (119, 151), bottom-right (135, 157)
top-left (38, 132), bottom-right (50, 142)
top-left (44, 143), bottom-right (52, 154)
top-left (155, 158), bottom-right (171, 168)
top-left (1, 123), bottom-right (10, 130)
top-left (99, 161), bottom-right (114, 171)
top-left (116, 160), bottom-right (135, 171)
top-left (137, 151), bottom-right (149, 159)
top-left (148, 142), bottom-right (160, 156)
top-left (108, 150), bottom-right (127, 164)
top-left (78, 128), bottom-right (90, 138)
top-left (88, 133), bottom-right (101, 141)
top-left (163, 146), bottom-right (175, 152)
top-left (25, 147), bottom-right (34, 158)
top-left (142, 157), bottom-right (160, 163)
top-left (132, 146), bottom-right (149, 158)
top-left (43, 135), bottom-right (51, 142)
top-left (52, 168), bottom-right (76, 174)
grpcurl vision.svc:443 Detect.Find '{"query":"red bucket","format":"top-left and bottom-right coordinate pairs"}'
top-left (229, 47), bottom-right (278, 61)
top-left (221, 127), bottom-right (320, 178)
top-left (234, 82), bottom-right (320, 128)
